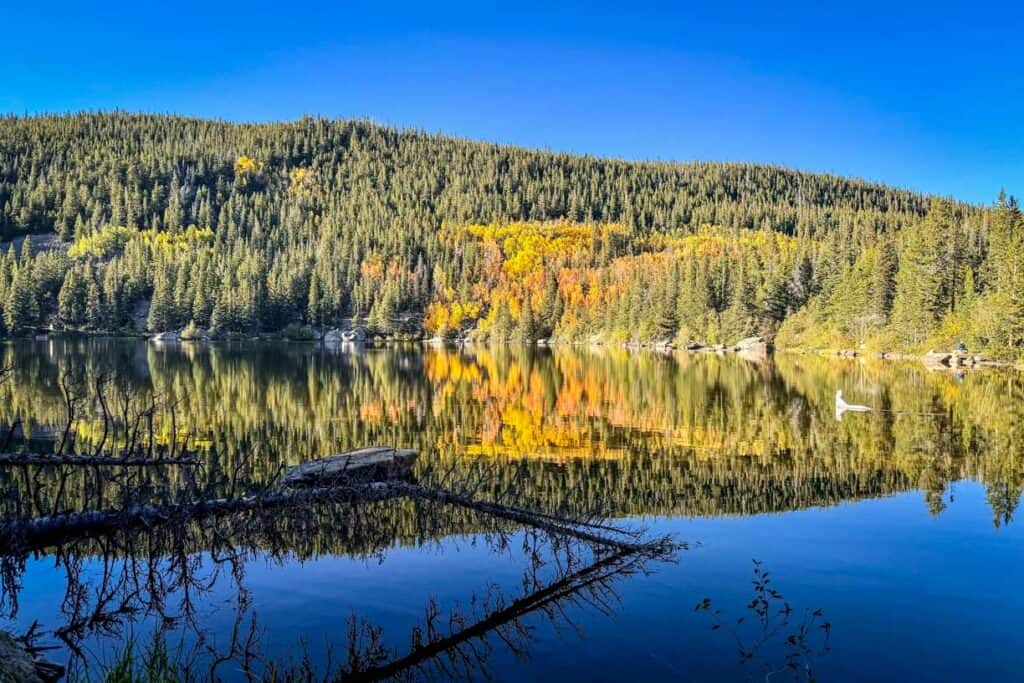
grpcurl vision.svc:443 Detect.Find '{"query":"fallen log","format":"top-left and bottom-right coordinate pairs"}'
top-left (393, 483), bottom-right (647, 553)
top-left (282, 447), bottom-right (417, 486)
top-left (1, 478), bottom-right (645, 556)
top-left (0, 482), bottom-right (408, 553)
top-left (0, 454), bottom-right (200, 467)
top-left (1, 442), bottom-right (647, 556)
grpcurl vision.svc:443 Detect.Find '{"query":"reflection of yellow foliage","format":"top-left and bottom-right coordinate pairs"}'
top-left (4, 340), bottom-right (1024, 522)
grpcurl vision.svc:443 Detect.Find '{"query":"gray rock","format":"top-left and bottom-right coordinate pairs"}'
top-left (322, 328), bottom-right (345, 345)
top-left (0, 631), bottom-right (43, 683)
top-left (180, 327), bottom-right (210, 342)
top-left (341, 328), bottom-right (366, 343)
top-left (922, 351), bottom-right (952, 368)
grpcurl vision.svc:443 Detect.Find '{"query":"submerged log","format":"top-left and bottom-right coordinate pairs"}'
top-left (0, 446), bottom-right (655, 556)
top-left (392, 483), bottom-right (648, 553)
top-left (0, 453), bottom-right (199, 467)
top-left (282, 447), bottom-right (417, 486)
top-left (1, 478), bottom-right (643, 556)
top-left (0, 482), bottom-right (410, 553)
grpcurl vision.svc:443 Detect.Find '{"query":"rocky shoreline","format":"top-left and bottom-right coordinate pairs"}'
top-left (6, 326), bottom-right (1022, 372)
top-left (781, 347), bottom-right (1022, 372)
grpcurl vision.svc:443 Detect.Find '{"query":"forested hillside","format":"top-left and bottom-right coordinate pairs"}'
top-left (1, 112), bottom-right (1021, 355)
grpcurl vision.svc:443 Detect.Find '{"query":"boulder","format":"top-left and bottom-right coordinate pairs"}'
top-left (340, 328), bottom-right (366, 343)
top-left (180, 326), bottom-right (210, 342)
top-left (733, 336), bottom-right (774, 358)
top-left (922, 351), bottom-right (952, 368)
top-left (0, 631), bottom-right (43, 683)
top-left (322, 328), bottom-right (344, 345)
top-left (733, 336), bottom-right (763, 349)
top-left (150, 331), bottom-right (180, 344)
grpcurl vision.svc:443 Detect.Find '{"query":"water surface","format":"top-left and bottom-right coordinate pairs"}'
top-left (1, 340), bottom-right (1022, 681)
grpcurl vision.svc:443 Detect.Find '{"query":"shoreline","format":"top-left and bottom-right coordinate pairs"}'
top-left (4, 329), bottom-right (1022, 373)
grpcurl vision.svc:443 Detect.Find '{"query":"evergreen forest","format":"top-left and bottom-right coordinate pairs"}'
top-left (2, 112), bottom-right (1022, 355)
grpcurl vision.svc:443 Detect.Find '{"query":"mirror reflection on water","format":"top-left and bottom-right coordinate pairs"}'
top-left (1, 340), bottom-right (1023, 681)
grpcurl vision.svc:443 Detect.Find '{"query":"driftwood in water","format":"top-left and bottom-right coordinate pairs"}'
top-left (282, 447), bottom-right (417, 486)
top-left (1, 479), bottom-right (644, 556)
top-left (393, 483), bottom-right (646, 553)
top-left (1, 445), bottom-right (650, 556)
top-left (0, 453), bottom-right (199, 467)
top-left (0, 482), bottom-right (408, 553)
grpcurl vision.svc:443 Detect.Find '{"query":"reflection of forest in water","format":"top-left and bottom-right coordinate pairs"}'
top-left (1, 339), bottom-right (1022, 525)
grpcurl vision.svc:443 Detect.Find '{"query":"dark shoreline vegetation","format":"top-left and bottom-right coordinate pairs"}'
top-left (3, 113), bottom-right (1024, 359)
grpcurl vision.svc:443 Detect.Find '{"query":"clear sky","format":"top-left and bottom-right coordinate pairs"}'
top-left (3, 1), bottom-right (1021, 204)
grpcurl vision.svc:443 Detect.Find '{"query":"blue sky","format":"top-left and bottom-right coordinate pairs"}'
top-left (3, 1), bottom-right (1021, 203)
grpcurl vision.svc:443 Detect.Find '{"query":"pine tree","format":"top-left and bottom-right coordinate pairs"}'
top-left (5, 262), bottom-right (39, 332)
top-left (147, 264), bottom-right (176, 332)
top-left (516, 299), bottom-right (538, 342)
top-left (491, 298), bottom-right (513, 340)
top-left (57, 268), bottom-right (82, 326)
top-left (538, 271), bottom-right (563, 338)
top-left (307, 273), bottom-right (323, 328)
top-left (891, 214), bottom-right (945, 345)
top-left (85, 275), bottom-right (103, 329)
top-left (870, 238), bottom-right (898, 322)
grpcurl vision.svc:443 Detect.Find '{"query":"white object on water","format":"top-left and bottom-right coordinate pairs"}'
top-left (835, 390), bottom-right (871, 421)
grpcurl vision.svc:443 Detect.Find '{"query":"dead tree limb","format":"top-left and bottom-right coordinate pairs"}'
top-left (344, 548), bottom-right (650, 682)
top-left (393, 483), bottom-right (650, 553)
top-left (0, 483), bottom-right (408, 553)
top-left (0, 454), bottom-right (200, 467)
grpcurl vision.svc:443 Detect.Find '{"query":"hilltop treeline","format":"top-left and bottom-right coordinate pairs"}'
top-left (0, 112), bottom-right (1021, 353)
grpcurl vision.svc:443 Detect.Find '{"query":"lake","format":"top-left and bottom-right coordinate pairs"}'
top-left (1, 339), bottom-right (1023, 681)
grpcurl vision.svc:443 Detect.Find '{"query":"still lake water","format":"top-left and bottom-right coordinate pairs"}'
top-left (1, 340), bottom-right (1023, 681)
